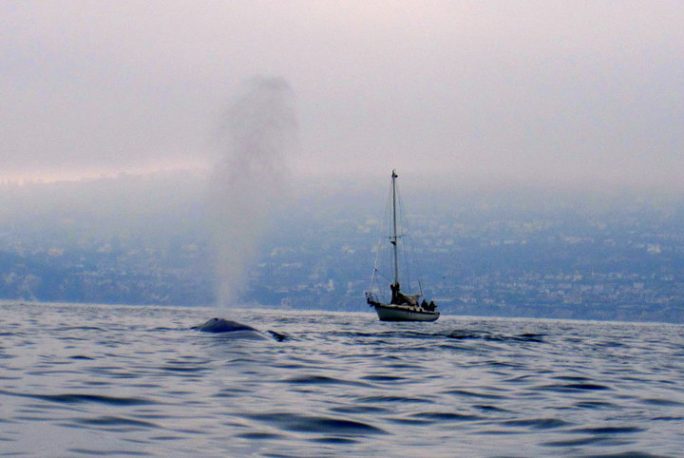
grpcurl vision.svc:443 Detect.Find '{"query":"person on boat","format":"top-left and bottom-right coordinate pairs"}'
top-left (390, 282), bottom-right (401, 304)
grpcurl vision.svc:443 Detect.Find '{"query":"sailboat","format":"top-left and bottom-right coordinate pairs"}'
top-left (366, 170), bottom-right (440, 322)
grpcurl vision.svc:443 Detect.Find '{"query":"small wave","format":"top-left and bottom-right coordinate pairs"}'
top-left (159, 365), bottom-right (208, 373)
top-left (212, 388), bottom-right (252, 398)
top-left (0, 389), bottom-right (154, 406)
top-left (447, 330), bottom-right (545, 342)
top-left (68, 448), bottom-right (152, 456)
top-left (536, 382), bottom-right (611, 392)
top-left (310, 436), bottom-right (359, 444)
top-left (641, 398), bottom-right (683, 406)
top-left (358, 395), bottom-right (434, 404)
top-left (361, 374), bottom-right (407, 382)
top-left (575, 400), bottom-right (617, 409)
top-left (246, 412), bottom-right (386, 435)
top-left (553, 375), bottom-right (593, 382)
top-left (652, 416), bottom-right (684, 421)
top-left (329, 405), bottom-right (390, 414)
top-left (542, 436), bottom-right (614, 447)
top-left (73, 415), bottom-right (159, 428)
top-left (502, 418), bottom-right (572, 430)
top-left (504, 374), bottom-right (535, 383)
top-left (485, 360), bottom-right (525, 368)
top-left (236, 431), bottom-right (286, 440)
top-left (571, 426), bottom-right (644, 435)
top-left (283, 374), bottom-right (370, 387)
top-left (147, 435), bottom-right (184, 441)
top-left (411, 411), bottom-right (484, 422)
top-left (0, 375), bottom-right (22, 381)
top-left (446, 389), bottom-right (505, 399)
top-left (583, 453), bottom-right (672, 458)
top-left (473, 404), bottom-right (510, 413)
top-left (56, 326), bottom-right (106, 332)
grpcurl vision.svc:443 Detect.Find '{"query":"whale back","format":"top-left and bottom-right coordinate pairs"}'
top-left (192, 317), bottom-right (258, 333)
top-left (192, 317), bottom-right (288, 342)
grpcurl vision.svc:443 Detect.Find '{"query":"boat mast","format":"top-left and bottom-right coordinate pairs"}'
top-left (391, 170), bottom-right (399, 289)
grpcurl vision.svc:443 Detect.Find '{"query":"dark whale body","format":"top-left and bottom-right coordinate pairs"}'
top-left (192, 318), bottom-right (288, 342)
top-left (192, 317), bottom-right (258, 333)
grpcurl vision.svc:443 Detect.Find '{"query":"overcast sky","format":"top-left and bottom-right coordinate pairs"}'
top-left (1, 1), bottom-right (683, 189)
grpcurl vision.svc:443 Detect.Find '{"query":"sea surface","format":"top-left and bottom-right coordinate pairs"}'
top-left (1, 302), bottom-right (683, 457)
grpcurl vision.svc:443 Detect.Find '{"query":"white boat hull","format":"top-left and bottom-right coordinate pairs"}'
top-left (372, 303), bottom-right (440, 322)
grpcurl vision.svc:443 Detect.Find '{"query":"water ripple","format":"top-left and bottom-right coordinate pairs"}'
top-left (1, 302), bottom-right (682, 457)
top-left (0, 389), bottom-right (154, 406)
top-left (245, 412), bottom-right (387, 435)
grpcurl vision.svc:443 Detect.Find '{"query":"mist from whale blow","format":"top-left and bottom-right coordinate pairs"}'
top-left (209, 77), bottom-right (297, 307)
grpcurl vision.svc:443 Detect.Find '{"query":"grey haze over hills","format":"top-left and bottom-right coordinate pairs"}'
top-left (1, 174), bottom-right (682, 323)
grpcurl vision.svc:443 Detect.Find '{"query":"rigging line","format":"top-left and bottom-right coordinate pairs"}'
top-left (367, 176), bottom-right (393, 294)
top-left (368, 243), bottom-right (383, 292)
top-left (374, 268), bottom-right (391, 284)
top-left (396, 177), bottom-right (414, 292)
top-left (396, 178), bottom-right (422, 295)
top-left (382, 176), bottom-right (394, 287)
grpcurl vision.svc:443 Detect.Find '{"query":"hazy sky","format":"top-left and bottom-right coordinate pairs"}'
top-left (2, 1), bottom-right (683, 188)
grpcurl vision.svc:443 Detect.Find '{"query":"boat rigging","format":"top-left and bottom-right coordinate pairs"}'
top-left (366, 170), bottom-right (440, 322)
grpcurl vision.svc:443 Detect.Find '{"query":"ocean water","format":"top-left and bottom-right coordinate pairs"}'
top-left (1, 302), bottom-right (683, 457)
